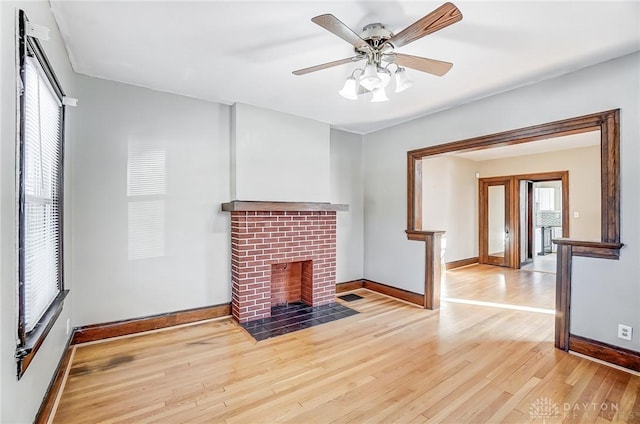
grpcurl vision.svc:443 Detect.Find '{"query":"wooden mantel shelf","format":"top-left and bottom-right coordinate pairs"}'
top-left (221, 201), bottom-right (349, 212)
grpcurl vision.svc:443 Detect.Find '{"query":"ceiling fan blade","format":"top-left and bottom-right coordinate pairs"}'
top-left (292, 56), bottom-right (365, 76)
top-left (392, 53), bottom-right (453, 76)
top-left (311, 14), bottom-right (371, 51)
top-left (385, 2), bottom-right (462, 49)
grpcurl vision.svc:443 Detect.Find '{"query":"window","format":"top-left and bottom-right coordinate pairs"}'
top-left (16, 10), bottom-right (68, 378)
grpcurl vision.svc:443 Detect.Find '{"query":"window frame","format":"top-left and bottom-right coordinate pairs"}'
top-left (15, 9), bottom-right (69, 379)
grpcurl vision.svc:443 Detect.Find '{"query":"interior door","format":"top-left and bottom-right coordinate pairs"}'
top-left (480, 178), bottom-right (511, 267)
top-left (520, 180), bottom-right (534, 265)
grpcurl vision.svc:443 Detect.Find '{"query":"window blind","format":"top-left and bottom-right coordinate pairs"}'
top-left (127, 144), bottom-right (166, 260)
top-left (22, 55), bottom-right (62, 332)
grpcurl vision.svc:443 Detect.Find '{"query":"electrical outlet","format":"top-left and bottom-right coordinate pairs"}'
top-left (618, 324), bottom-right (632, 341)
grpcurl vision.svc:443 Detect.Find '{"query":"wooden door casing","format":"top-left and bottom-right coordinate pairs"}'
top-left (479, 177), bottom-right (514, 267)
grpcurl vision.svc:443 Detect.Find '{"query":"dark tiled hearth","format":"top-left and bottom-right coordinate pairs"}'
top-left (240, 302), bottom-right (358, 341)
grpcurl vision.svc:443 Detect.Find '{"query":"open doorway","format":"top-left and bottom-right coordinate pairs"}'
top-left (478, 171), bottom-right (569, 270)
top-left (420, 129), bottom-right (601, 313)
top-left (521, 180), bottom-right (563, 273)
top-left (409, 110), bottom-right (620, 351)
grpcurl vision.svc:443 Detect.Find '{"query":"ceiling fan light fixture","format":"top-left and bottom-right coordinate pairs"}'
top-left (371, 87), bottom-right (389, 103)
top-left (359, 62), bottom-right (382, 91)
top-left (377, 67), bottom-right (392, 89)
top-left (394, 67), bottom-right (413, 93)
top-left (338, 77), bottom-right (359, 100)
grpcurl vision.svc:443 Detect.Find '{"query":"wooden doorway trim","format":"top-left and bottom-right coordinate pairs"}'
top-left (406, 109), bottom-right (620, 247)
top-left (406, 109), bottom-right (623, 352)
top-left (479, 177), bottom-right (513, 267)
top-left (513, 171), bottom-right (569, 268)
top-left (479, 171), bottom-right (569, 269)
top-left (513, 171), bottom-right (570, 235)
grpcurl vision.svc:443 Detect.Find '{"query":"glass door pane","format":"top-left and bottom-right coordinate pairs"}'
top-left (488, 185), bottom-right (506, 257)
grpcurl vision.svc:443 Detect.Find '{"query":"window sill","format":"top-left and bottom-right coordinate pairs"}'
top-left (15, 290), bottom-right (69, 379)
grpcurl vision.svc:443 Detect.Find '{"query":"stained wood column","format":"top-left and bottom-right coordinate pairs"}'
top-left (555, 243), bottom-right (572, 351)
top-left (406, 230), bottom-right (445, 310)
top-left (553, 238), bottom-right (624, 351)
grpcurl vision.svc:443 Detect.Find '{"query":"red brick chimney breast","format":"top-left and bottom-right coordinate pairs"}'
top-left (230, 210), bottom-right (337, 323)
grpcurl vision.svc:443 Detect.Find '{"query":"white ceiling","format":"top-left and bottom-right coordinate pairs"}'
top-left (50, 1), bottom-right (640, 134)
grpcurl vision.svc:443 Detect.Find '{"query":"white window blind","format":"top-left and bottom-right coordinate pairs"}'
top-left (127, 144), bottom-right (166, 260)
top-left (22, 56), bottom-right (62, 332)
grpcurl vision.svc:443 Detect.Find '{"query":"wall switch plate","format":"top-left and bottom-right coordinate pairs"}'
top-left (66, 318), bottom-right (71, 335)
top-left (573, 211), bottom-right (580, 218)
top-left (618, 324), bottom-right (632, 341)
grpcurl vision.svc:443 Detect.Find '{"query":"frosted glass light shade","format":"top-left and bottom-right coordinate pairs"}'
top-left (338, 77), bottom-right (358, 100)
top-left (371, 87), bottom-right (389, 103)
top-left (394, 67), bottom-right (413, 93)
top-left (377, 67), bottom-right (391, 89)
top-left (359, 63), bottom-right (381, 91)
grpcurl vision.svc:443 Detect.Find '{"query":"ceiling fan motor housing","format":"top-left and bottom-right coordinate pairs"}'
top-left (359, 23), bottom-right (393, 51)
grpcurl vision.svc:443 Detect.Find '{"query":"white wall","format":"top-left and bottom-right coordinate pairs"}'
top-left (1, 2), bottom-right (76, 422)
top-left (232, 103), bottom-right (330, 202)
top-left (478, 146), bottom-right (601, 240)
top-left (364, 52), bottom-right (640, 351)
top-left (72, 75), bottom-right (232, 325)
top-left (330, 129), bottom-right (364, 282)
top-left (422, 156), bottom-right (478, 262)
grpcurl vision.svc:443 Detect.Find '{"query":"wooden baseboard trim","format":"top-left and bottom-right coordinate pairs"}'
top-left (336, 279), bottom-right (424, 307)
top-left (362, 280), bottom-right (424, 307)
top-left (71, 303), bottom-right (232, 345)
top-left (34, 335), bottom-right (73, 424)
top-left (569, 334), bottom-right (640, 372)
top-left (445, 257), bottom-right (479, 270)
top-left (336, 280), bottom-right (365, 293)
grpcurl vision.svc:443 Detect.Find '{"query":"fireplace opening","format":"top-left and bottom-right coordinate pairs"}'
top-left (270, 260), bottom-right (312, 307)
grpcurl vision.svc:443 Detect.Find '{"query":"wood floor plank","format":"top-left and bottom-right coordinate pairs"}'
top-left (53, 265), bottom-right (640, 423)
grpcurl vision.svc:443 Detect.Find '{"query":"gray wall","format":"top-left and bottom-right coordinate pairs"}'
top-left (1, 2), bottom-right (76, 422)
top-left (72, 75), bottom-right (232, 325)
top-left (71, 77), bottom-right (365, 327)
top-left (330, 129), bottom-right (364, 282)
top-left (363, 52), bottom-right (640, 351)
top-left (232, 103), bottom-right (331, 202)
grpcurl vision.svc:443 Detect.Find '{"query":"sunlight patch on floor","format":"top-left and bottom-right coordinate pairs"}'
top-left (442, 297), bottom-right (555, 315)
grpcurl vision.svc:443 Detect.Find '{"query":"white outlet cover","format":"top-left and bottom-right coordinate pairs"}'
top-left (617, 324), bottom-right (632, 341)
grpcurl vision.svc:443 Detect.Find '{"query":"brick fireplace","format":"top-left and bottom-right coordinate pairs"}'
top-left (222, 201), bottom-right (348, 323)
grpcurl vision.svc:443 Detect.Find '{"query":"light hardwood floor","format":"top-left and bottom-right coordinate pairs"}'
top-left (53, 265), bottom-right (640, 423)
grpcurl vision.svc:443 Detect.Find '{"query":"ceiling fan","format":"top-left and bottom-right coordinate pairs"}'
top-left (292, 2), bottom-right (462, 101)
